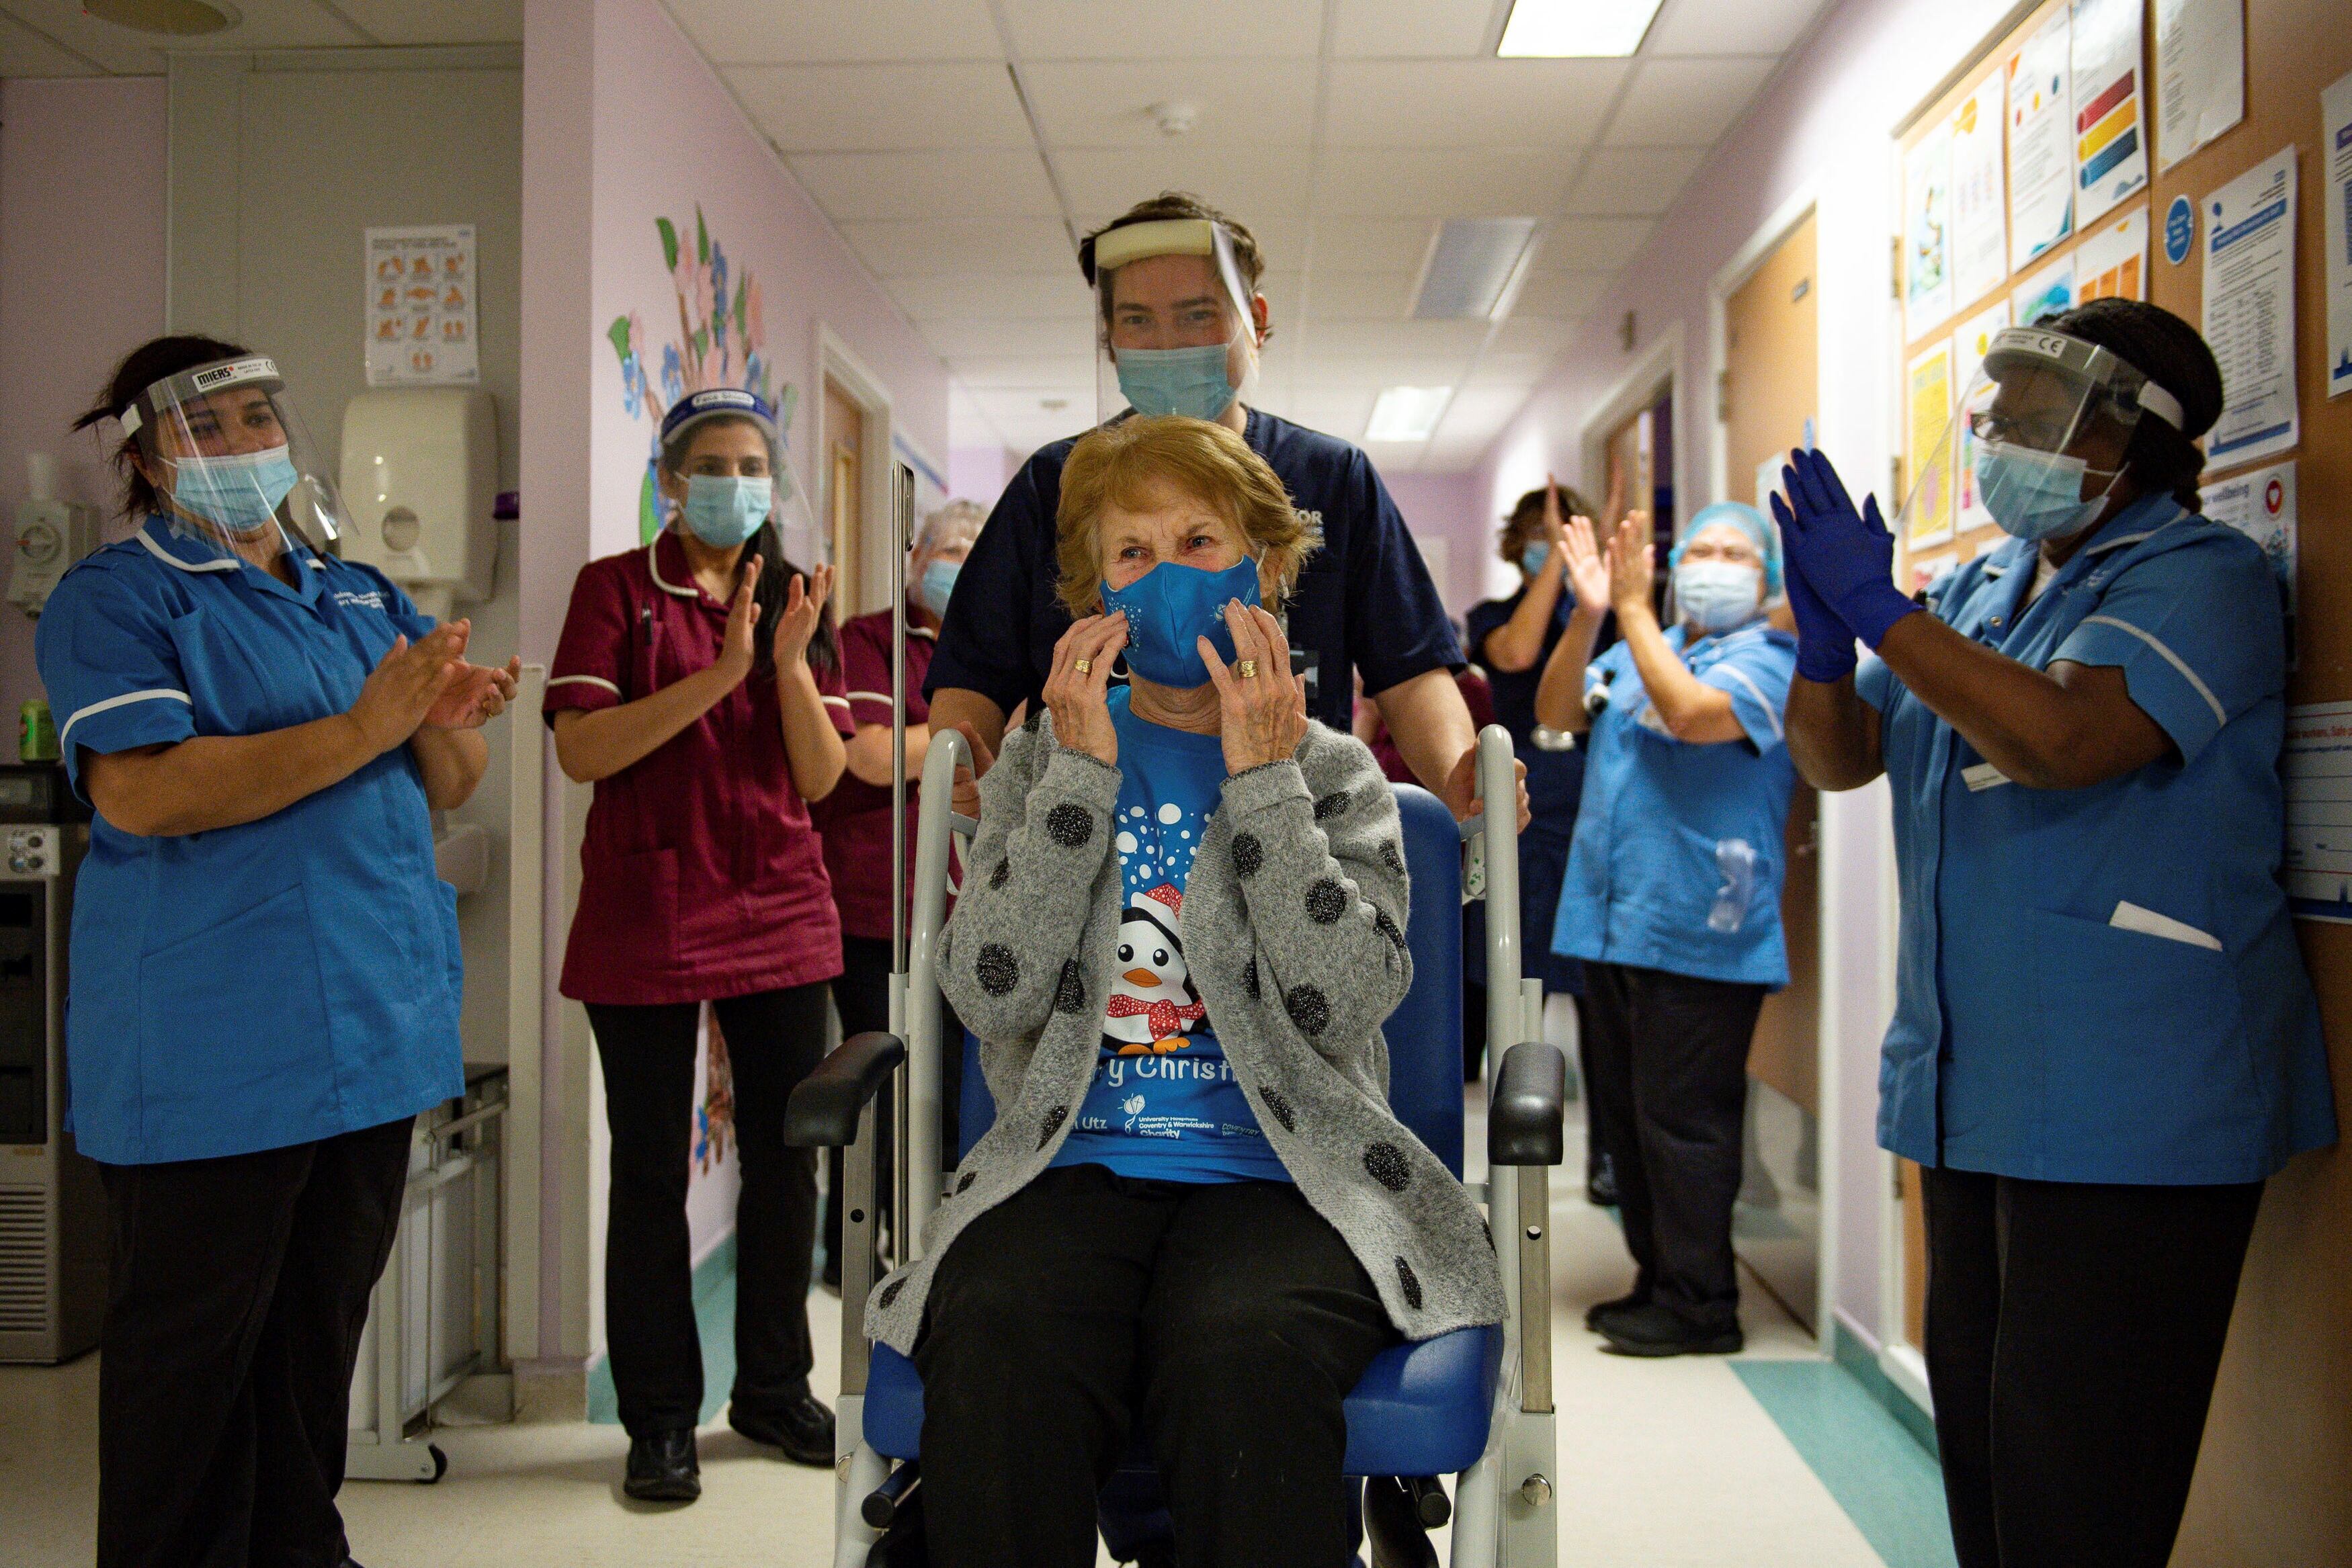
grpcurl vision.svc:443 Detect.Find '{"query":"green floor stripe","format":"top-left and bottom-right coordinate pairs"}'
top-left (1732, 1358), bottom-right (1959, 1568)
top-left (587, 1233), bottom-right (741, 1427)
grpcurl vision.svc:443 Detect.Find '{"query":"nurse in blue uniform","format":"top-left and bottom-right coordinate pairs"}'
top-left (38, 337), bottom-right (518, 1568)
top-left (1777, 300), bottom-right (2335, 1568)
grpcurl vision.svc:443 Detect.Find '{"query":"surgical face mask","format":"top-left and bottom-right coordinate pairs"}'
top-left (919, 559), bottom-right (960, 619)
top-left (171, 446), bottom-right (298, 536)
top-left (1099, 554), bottom-right (1261, 689)
top-left (1673, 560), bottom-right (1763, 634)
top-left (1521, 540), bottom-right (1551, 577)
top-left (1114, 344), bottom-right (1237, 423)
top-left (1973, 441), bottom-right (2111, 542)
top-left (682, 474), bottom-right (771, 548)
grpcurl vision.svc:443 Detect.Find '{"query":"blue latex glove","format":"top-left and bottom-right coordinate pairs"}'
top-left (1777, 448), bottom-right (1917, 650)
top-left (1769, 495), bottom-right (1859, 683)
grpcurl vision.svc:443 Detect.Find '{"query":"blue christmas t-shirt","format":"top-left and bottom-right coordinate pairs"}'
top-left (1050, 689), bottom-right (1290, 1184)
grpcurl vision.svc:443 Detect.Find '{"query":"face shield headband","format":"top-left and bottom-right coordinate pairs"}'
top-left (1085, 218), bottom-right (1261, 425)
top-left (120, 355), bottom-right (345, 552)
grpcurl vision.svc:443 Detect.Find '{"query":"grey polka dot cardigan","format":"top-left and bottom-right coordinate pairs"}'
top-left (862, 709), bottom-right (1507, 1355)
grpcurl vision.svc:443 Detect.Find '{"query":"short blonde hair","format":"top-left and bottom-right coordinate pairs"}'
top-left (1055, 416), bottom-right (1317, 617)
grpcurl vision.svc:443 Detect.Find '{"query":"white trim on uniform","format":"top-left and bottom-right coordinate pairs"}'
top-left (646, 539), bottom-right (696, 597)
top-left (2078, 615), bottom-right (2226, 727)
top-left (58, 687), bottom-right (191, 749)
top-left (1714, 663), bottom-right (1785, 740)
top-left (845, 691), bottom-right (892, 705)
top-left (547, 674), bottom-right (622, 696)
top-left (820, 695), bottom-right (852, 708)
top-left (138, 529), bottom-right (239, 573)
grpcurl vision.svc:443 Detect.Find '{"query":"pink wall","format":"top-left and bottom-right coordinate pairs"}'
top-left (0, 78), bottom-right (169, 716)
top-left (948, 444), bottom-right (1015, 510)
top-left (1381, 469), bottom-right (1491, 621)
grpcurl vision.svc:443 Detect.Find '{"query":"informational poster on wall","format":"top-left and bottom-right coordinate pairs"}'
top-left (1949, 75), bottom-right (2010, 308)
top-left (2203, 460), bottom-right (2298, 658)
top-left (365, 224), bottom-right (480, 387)
top-left (1905, 124), bottom-right (1955, 337)
top-left (2074, 206), bottom-right (2148, 303)
top-left (2007, 12), bottom-right (2076, 270)
top-left (2068, 0), bottom-right (2147, 226)
top-left (1905, 343), bottom-right (1956, 549)
top-left (2324, 71), bottom-right (2352, 400)
top-left (2202, 148), bottom-right (2300, 468)
top-left (2153, 0), bottom-right (2244, 172)
top-left (1951, 302), bottom-right (2011, 533)
top-left (2011, 253), bottom-right (2078, 326)
top-left (2283, 701), bottom-right (2352, 924)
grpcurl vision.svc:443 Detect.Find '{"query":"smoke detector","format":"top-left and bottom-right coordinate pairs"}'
top-left (1147, 101), bottom-right (1200, 138)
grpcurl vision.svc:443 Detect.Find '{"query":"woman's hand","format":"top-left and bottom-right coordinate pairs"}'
top-left (1538, 477), bottom-right (1570, 570)
top-left (424, 655), bottom-right (523, 730)
top-left (1202, 602), bottom-right (1307, 775)
top-left (716, 554), bottom-right (763, 685)
top-left (773, 562), bottom-right (834, 670)
top-left (1044, 613), bottom-right (1126, 767)
top-left (347, 623), bottom-right (465, 756)
top-left (1605, 512), bottom-right (1655, 621)
top-left (1561, 512), bottom-right (1612, 610)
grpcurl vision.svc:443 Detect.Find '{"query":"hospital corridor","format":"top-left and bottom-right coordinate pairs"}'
top-left (0, 1), bottom-right (2347, 1566)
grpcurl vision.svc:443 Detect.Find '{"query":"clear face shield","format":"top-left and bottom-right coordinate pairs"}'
top-left (1898, 326), bottom-right (2182, 544)
top-left (659, 396), bottom-right (818, 558)
top-left (120, 356), bottom-right (347, 560)
top-left (1085, 218), bottom-right (1262, 428)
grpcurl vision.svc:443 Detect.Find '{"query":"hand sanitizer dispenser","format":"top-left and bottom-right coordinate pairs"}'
top-left (10, 453), bottom-right (99, 617)
top-left (338, 389), bottom-right (498, 621)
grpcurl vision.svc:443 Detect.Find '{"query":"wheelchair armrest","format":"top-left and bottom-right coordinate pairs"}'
top-left (1487, 1041), bottom-right (1566, 1167)
top-left (785, 1031), bottom-right (907, 1149)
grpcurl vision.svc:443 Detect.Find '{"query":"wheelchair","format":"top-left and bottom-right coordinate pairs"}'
top-left (788, 724), bottom-right (1566, 1567)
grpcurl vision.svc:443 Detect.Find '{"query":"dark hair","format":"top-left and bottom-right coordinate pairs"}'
top-left (2043, 298), bottom-right (2222, 512)
top-left (1499, 482), bottom-right (1595, 564)
top-left (75, 334), bottom-right (252, 522)
top-left (661, 414), bottom-right (836, 678)
top-left (1081, 191), bottom-right (1273, 345)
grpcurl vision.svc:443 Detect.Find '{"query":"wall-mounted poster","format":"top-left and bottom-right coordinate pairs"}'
top-left (2154, 0), bottom-right (2244, 172)
top-left (2203, 148), bottom-right (2300, 468)
top-left (365, 224), bottom-right (479, 387)
top-left (2011, 253), bottom-right (2078, 325)
top-left (1905, 124), bottom-right (1955, 337)
top-left (2324, 71), bottom-right (2352, 400)
top-left (2284, 701), bottom-right (2352, 924)
top-left (1905, 343), bottom-right (1956, 550)
top-left (2203, 459), bottom-right (2298, 649)
top-left (1949, 75), bottom-right (2009, 308)
top-left (2075, 206), bottom-right (2149, 303)
top-left (2068, 0), bottom-right (2146, 226)
top-left (2007, 11), bottom-right (2075, 270)
top-left (1951, 302), bottom-right (2011, 533)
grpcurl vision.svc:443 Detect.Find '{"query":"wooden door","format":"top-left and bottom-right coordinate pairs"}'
top-left (825, 376), bottom-right (864, 613)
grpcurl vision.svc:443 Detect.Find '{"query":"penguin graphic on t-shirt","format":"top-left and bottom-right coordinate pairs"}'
top-left (1103, 884), bottom-right (1206, 1056)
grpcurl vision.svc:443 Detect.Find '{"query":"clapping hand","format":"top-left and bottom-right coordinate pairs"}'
top-left (1561, 511), bottom-right (1612, 611)
top-left (419, 618), bottom-right (522, 730)
top-left (349, 623), bottom-right (466, 755)
top-left (773, 562), bottom-right (835, 670)
top-left (1605, 512), bottom-right (1655, 620)
top-left (716, 554), bottom-right (764, 683)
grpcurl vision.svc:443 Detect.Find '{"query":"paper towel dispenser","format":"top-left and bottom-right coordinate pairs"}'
top-left (338, 389), bottom-right (498, 621)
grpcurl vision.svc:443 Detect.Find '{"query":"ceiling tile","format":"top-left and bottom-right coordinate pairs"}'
top-left (998, 0), bottom-right (1322, 62)
top-left (0, 7), bottom-right (97, 73)
top-left (1298, 271), bottom-right (1416, 320)
top-left (1560, 146), bottom-right (1707, 217)
top-left (1316, 147), bottom-right (1575, 218)
top-left (1308, 319), bottom-right (1493, 357)
top-left (1361, 439), bottom-right (1429, 472)
top-left (1526, 217), bottom-right (1653, 271)
top-left (1266, 388), bottom-right (1379, 434)
top-left (1464, 352), bottom-right (1558, 389)
top-left (1432, 384), bottom-right (1533, 441)
top-left (838, 219), bottom-right (1077, 277)
top-left (728, 62), bottom-right (1031, 150)
top-left (1330, 0), bottom-right (1495, 58)
top-left (947, 355), bottom-right (1096, 390)
top-left (789, 148), bottom-right (1060, 222)
top-left (664, 0), bottom-right (1001, 63)
top-left (1290, 355), bottom-right (1472, 389)
top-left (1057, 146), bottom-right (1311, 226)
top-left (330, 0), bottom-right (520, 44)
top-left (1307, 218), bottom-right (1439, 273)
top-left (1602, 56), bottom-right (1777, 147)
top-left (1488, 315), bottom-right (1580, 354)
top-left (1644, 0), bottom-right (1826, 58)
top-left (1508, 270), bottom-right (1611, 318)
top-left (1019, 58), bottom-right (1314, 148)
top-left (888, 273), bottom-right (1095, 321)
top-left (4, 0), bottom-right (370, 67)
top-left (1322, 60), bottom-right (1628, 148)
top-left (921, 318), bottom-right (1095, 359)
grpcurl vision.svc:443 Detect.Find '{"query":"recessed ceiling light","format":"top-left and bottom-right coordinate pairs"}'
top-left (1497, 0), bottom-right (1665, 58)
top-left (84, 0), bottom-right (241, 35)
top-left (1412, 218), bottom-right (1542, 320)
top-left (1366, 387), bottom-right (1454, 443)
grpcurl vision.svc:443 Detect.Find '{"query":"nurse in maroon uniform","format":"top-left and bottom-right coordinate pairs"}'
top-left (546, 388), bottom-right (851, 1503)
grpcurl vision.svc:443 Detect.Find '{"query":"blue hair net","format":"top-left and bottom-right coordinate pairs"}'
top-left (1669, 500), bottom-right (1782, 597)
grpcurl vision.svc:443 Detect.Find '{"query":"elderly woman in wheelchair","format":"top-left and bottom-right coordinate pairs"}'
top-left (857, 415), bottom-right (1507, 1567)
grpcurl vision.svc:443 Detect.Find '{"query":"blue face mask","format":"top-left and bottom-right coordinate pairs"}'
top-left (919, 559), bottom-right (960, 618)
top-left (172, 446), bottom-right (298, 536)
top-left (1973, 441), bottom-right (2108, 541)
top-left (1099, 554), bottom-right (1261, 689)
top-left (682, 474), bottom-right (771, 548)
top-left (1521, 540), bottom-right (1551, 576)
top-left (1114, 344), bottom-right (1238, 423)
top-left (1673, 560), bottom-right (1763, 634)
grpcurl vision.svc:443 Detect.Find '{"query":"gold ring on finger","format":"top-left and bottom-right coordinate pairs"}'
top-left (1236, 659), bottom-right (1258, 679)
top-left (1074, 657), bottom-right (1093, 675)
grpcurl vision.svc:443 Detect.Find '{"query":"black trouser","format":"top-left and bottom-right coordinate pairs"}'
top-left (1581, 960), bottom-right (1763, 1333)
top-left (823, 934), bottom-right (965, 1272)
top-left (918, 1165), bottom-right (1396, 1568)
top-left (1921, 1166), bottom-right (2263, 1568)
top-left (95, 1115), bottom-right (414, 1568)
top-left (588, 983), bottom-right (829, 1436)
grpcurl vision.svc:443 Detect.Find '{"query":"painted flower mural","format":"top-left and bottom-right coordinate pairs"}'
top-left (607, 205), bottom-right (798, 544)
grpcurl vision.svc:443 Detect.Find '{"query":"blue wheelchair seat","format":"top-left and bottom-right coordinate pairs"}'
top-left (868, 785), bottom-right (1499, 1479)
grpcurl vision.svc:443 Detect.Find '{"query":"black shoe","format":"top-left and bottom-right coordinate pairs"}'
top-left (1597, 1303), bottom-right (1742, 1358)
top-left (730, 1390), bottom-right (837, 1467)
top-left (1587, 1152), bottom-right (1620, 1208)
top-left (1583, 1291), bottom-right (1649, 1332)
top-left (624, 1428), bottom-right (701, 1502)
